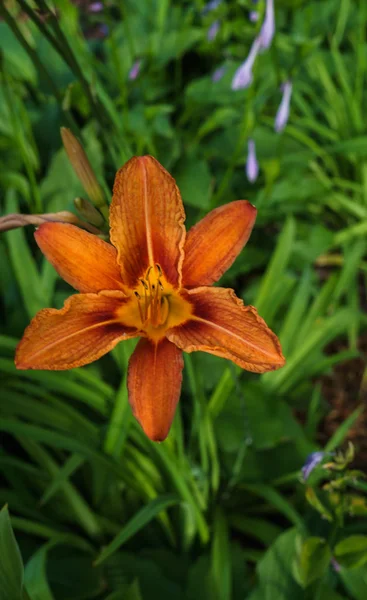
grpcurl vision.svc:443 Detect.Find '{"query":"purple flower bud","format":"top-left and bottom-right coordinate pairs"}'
top-left (89, 1), bottom-right (103, 12)
top-left (275, 80), bottom-right (293, 132)
top-left (202, 0), bottom-right (222, 15)
top-left (128, 60), bottom-right (141, 81)
top-left (212, 65), bottom-right (227, 82)
top-left (207, 20), bottom-right (220, 41)
top-left (246, 139), bottom-right (259, 183)
top-left (232, 36), bottom-right (261, 90)
top-left (249, 11), bottom-right (259, 22)
top-left (301, 451), bottom-right (325, 481)
top-left (259, 0), bottom-right (275, 50)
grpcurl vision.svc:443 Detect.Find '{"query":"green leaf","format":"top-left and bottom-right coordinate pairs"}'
top-left (94, 495), bottom-right (179, 565)
top-left (24, 545), bottom-right (55, 600)
top-left (325, 406), bottom-right (364, 452)
top-left (174, 155), bottom-right (212, 209)
top-left (293, 536), bottom-right (331, 588)
top-left (255, 217), bottom-right (296, 319)
top-left (339, 564), bottom-right (367, 600)
top-left (305, 488), bottom-right (333, 522)
top-left (0, 506), bottom-right (24, 600)
top-left (5, 191), bottom-right (45, 317)
top-left (249, 528), bottom-right (301, 600)
top-left (105, 581), bottom-right (143, 600)
top-left (335, 536), bottom-right (367, 570)
top-left (211, 509), bottom-right (231, 600)
top-left (243, 484), bottom-right (305, 530)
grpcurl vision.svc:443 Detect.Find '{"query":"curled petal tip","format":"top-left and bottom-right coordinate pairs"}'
top-left (182, 200), bottom-right (257, 287)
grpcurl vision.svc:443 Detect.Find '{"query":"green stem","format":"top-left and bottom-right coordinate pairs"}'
top-left (211, 85), bottom-right (256, 207)
top-left (314, 521), bottom-right (339, 600)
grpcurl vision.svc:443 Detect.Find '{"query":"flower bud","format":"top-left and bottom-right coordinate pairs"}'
top-left (61, 127), bottom-right (109, 220)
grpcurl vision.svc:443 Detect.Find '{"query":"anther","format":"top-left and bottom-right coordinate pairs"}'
top-left (158, 280), bottom-right (164, 291)
top-left (134, 291), bottom-right (141, 299)
top-left (139, 278), bottom-right (148, 290)
top-left (156, 264), bottom-right (162, 276)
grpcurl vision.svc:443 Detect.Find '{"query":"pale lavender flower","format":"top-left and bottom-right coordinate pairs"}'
top-left (301, 451), bottom-right (325, 481)
top-left (89, 1), bottom-right (103, 12)
top-left (128, 60), bottom-right (141, 81)
top-left (207, 20), bottom-right (220, 41)
top-left (202, 0), bottom-right (222, 15)
top-left (232, 36), bottom-right (261, 90)
top-left (246, 139), bottom-right (259, 183)
top-left (275, 80), bottom-right (293, 132)
top-left (331, 558), bottom-right (341, 573)
top-left (212, 65), bottom-right (227, 82)
top-left (259, 0), bottom-right (275, 50)
top-left (249, 11), bottom-right (259, 22)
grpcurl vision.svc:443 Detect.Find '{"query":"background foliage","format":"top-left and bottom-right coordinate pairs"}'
top-left (0, 0), bottom-right (367, 598)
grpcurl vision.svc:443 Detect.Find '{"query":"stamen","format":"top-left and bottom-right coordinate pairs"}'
top-left (134, 264), bottom-right (169, 328)
top-left (143, 283), bottom-right (148, 321)
top-left (134, 291), bottom-right (144, 324)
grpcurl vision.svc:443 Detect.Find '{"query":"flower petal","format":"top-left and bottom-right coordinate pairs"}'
top-left (182, 201), bottom-right (256, 287)
top-left (35, 223), bottom-right (125, 293)
top-left (110, 156), bottom-right (186, 289)
top-left (15, 292), bottom-right (138, 370)
top-left (167, 287), bottom-right (285, 372)
top-left (127, 337), bottom-right (184, 441)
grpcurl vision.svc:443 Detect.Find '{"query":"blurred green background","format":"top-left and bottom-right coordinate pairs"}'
top-left (0, 0), bottom-right (367, 598)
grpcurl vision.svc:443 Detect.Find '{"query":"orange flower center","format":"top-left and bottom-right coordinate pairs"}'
top-left (134, 264), bottom-right (169, 328)
top-left (117, 264), bottom-right (192, 341)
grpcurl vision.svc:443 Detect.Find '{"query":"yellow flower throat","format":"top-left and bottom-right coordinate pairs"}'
top-left (118, 264), bottom-right (192, 341)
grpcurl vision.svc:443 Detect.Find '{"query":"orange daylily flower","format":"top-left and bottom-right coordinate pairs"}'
top-left (15, 156), bottom-right (285, 441)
